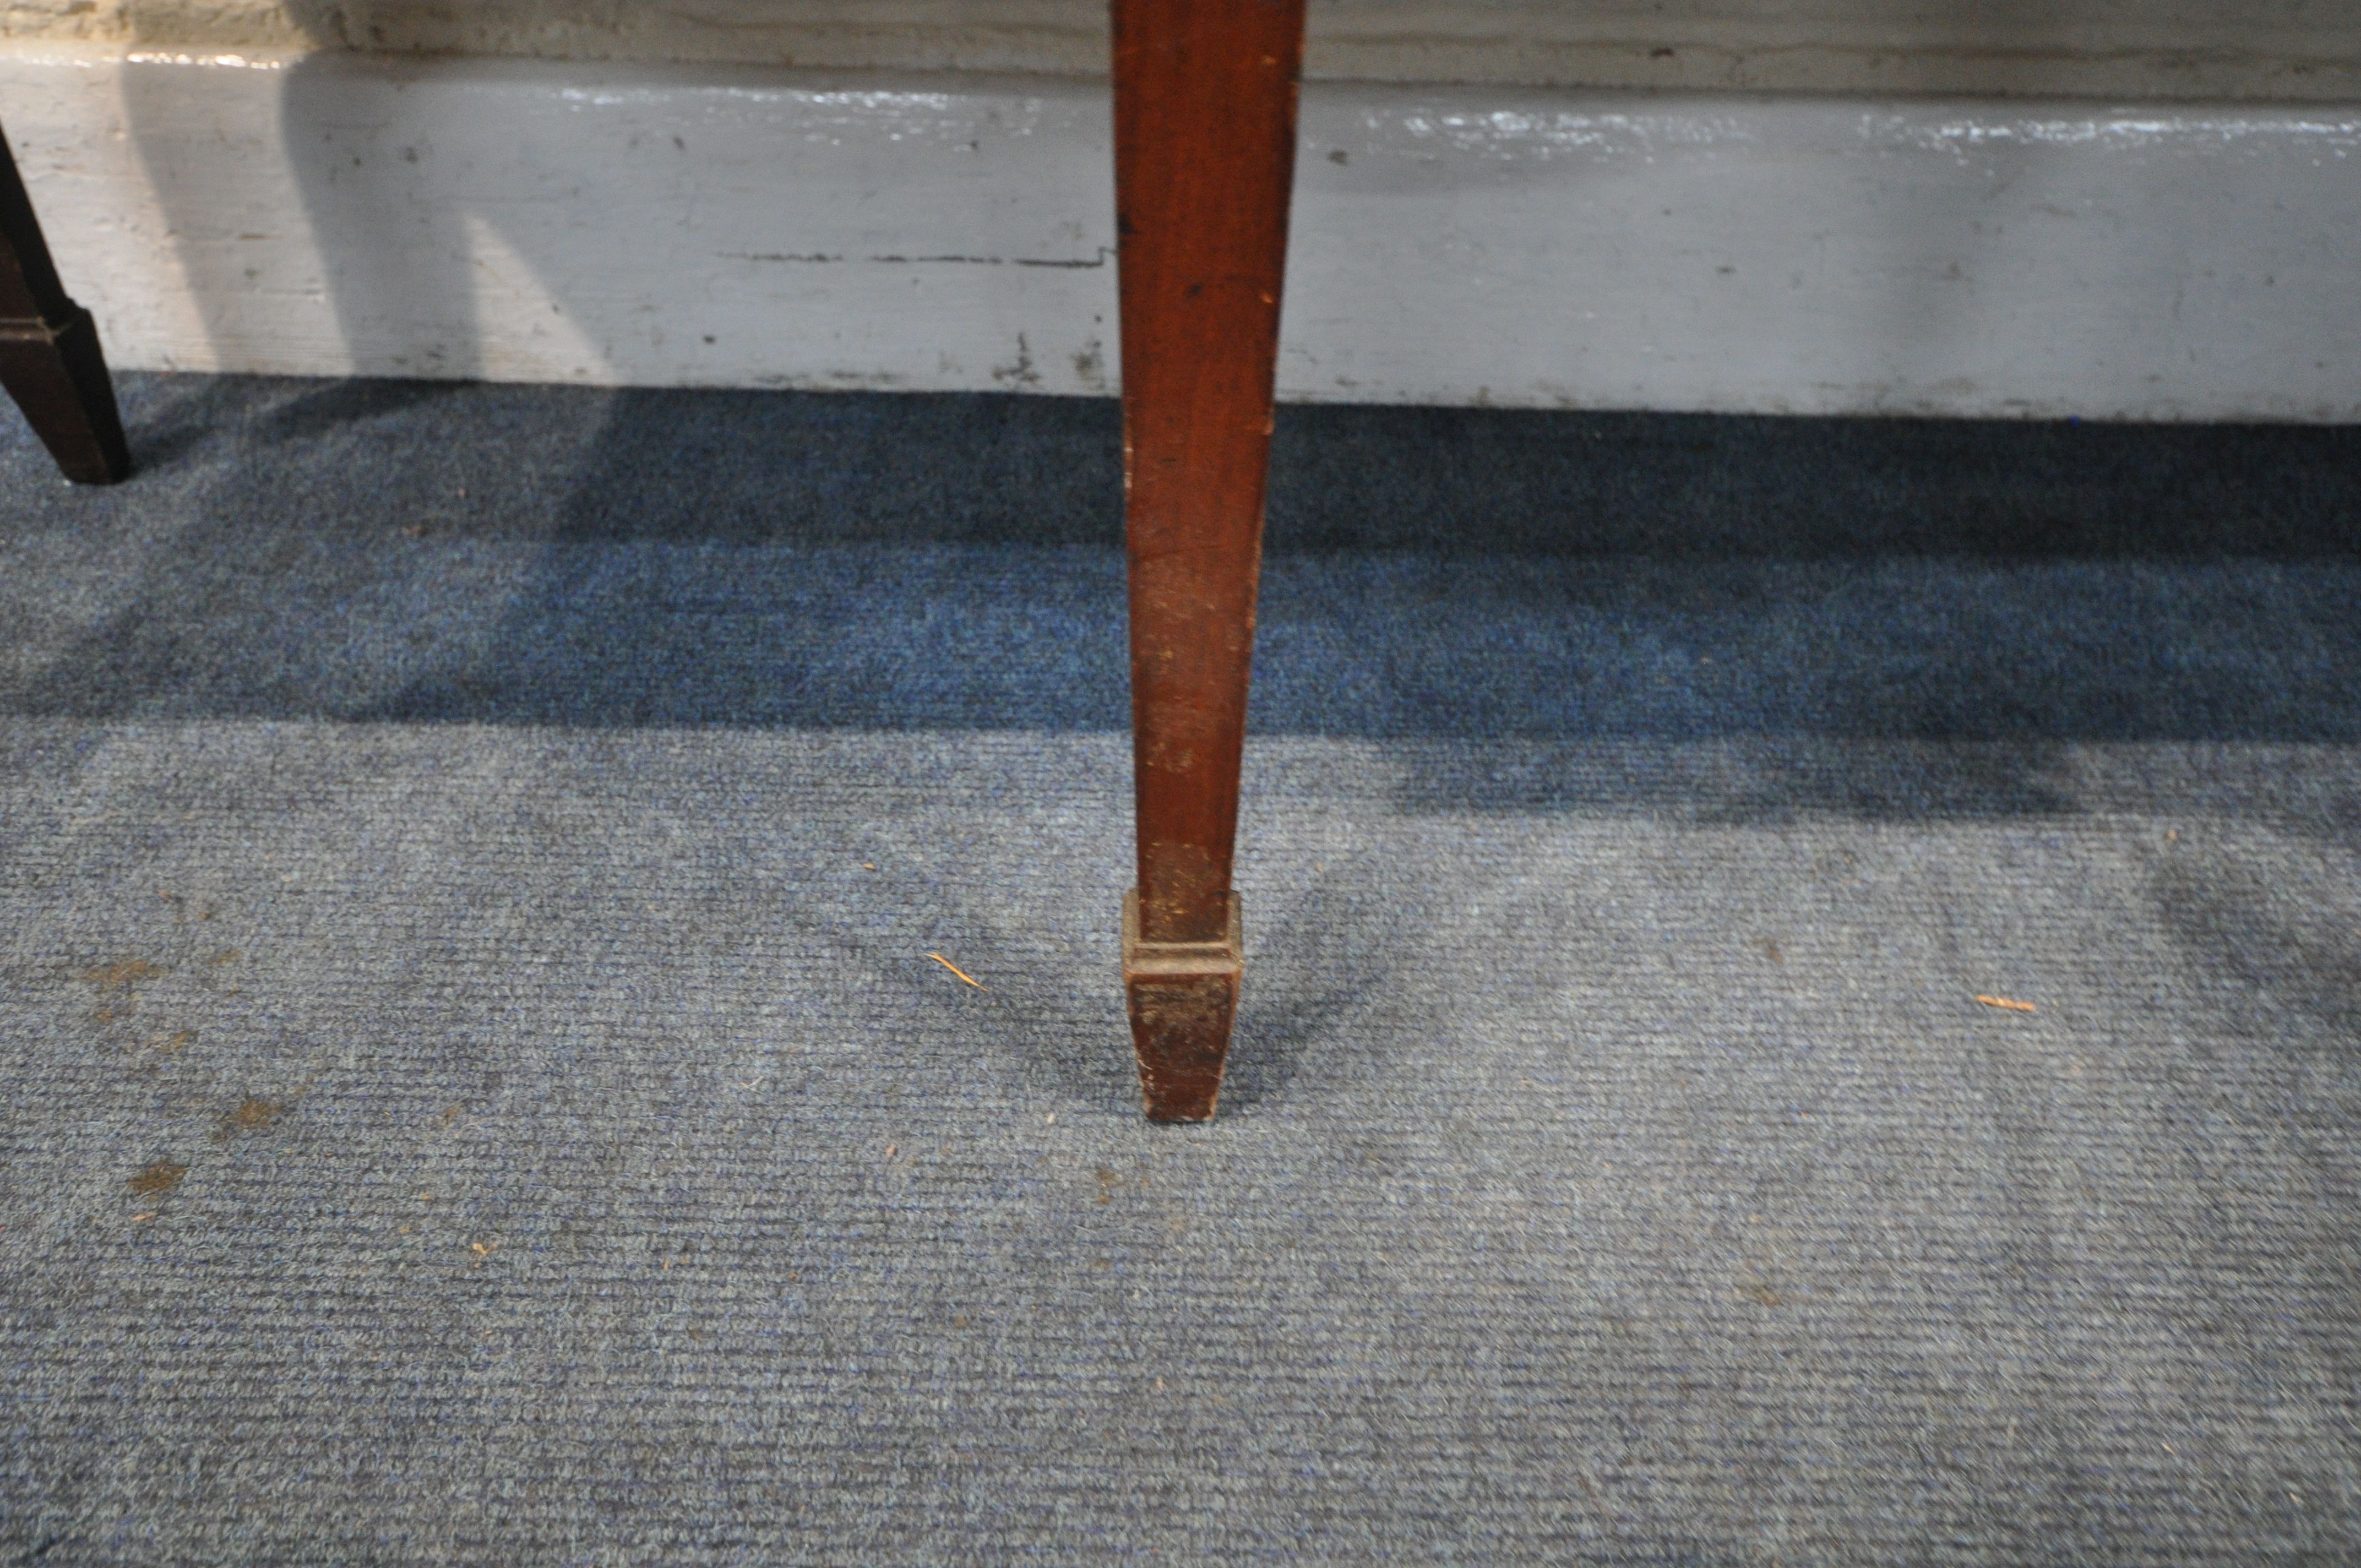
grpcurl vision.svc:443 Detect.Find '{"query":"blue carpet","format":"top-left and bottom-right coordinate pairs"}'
top-left (3, 373), bottom-right (2359, 1562)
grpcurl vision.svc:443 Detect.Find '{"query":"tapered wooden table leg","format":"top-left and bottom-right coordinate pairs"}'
top-left (1112, 0), bottom-right (1305, 1121)
top-left (0, 127), bottom-right (129, 484)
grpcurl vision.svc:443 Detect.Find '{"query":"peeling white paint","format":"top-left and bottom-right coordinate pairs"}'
top-left (1395, 109), bottom-right (1762, 159)
top-left (122, 50), bottom-right (286, 70)
top-left (1894, 113), bottom-right (2361, 153)
top-left (2, 44), bottom-right (2355, 420)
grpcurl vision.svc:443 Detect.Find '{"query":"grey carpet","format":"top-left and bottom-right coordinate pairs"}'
top-left (3, 372), bottom-right (2359, 1563)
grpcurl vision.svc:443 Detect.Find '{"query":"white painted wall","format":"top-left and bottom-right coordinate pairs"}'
top-left (3, 0), bottom-right (2358, 100)
top-left (6, 45), bottom-right (2358, 420)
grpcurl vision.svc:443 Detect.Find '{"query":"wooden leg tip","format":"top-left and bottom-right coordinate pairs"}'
top-left (0, 306), bottom-right (132, 485)
top-left (1122, 889), bottom-right (1242, 1123)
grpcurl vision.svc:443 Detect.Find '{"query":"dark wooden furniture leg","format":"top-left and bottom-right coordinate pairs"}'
top-left (0, 129), bottom-right (129, 484)
top-left (1112, 0), bottom-right (1306, 1121)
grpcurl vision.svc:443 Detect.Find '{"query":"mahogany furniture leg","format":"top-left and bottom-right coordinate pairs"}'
top-left (1112, 0), bottom-right (1305, 1121)
top-left (0, 128), bottom-right (129, 484)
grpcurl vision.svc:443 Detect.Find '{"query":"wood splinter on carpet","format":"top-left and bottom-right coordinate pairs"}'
top-left (927, 953), bottom-right (986, 989)
top-left (1976, 995), bottom-right (2037, 1013)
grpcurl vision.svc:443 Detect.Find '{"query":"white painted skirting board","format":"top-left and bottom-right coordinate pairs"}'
top-left (4, 44), bottom-right (2357, 420)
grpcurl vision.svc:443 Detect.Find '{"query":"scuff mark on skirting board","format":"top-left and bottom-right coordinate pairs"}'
top-left (5, 44), bottom-right (2356, 420)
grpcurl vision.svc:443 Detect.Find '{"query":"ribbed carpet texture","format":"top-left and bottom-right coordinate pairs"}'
top-left (4, 373), bottom-right (2360, 1563)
